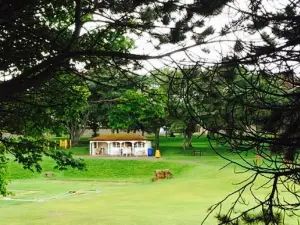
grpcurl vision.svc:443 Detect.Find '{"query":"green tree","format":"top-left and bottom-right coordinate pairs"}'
top-left (0, 11), bottom-right (139, 194)
top-left (20, 72), bottom-right (92, 145)
top-left (0, 0), bottom-right (221, 102)
top-left (0, 74), bottom-right (88, 195)
top-left (154, 64), bottom-right (294, 223)
top-left (183, 65), bottom-right (294, 224)
top-left (87, 70), bottom-right (146, 136)
top-left (151, 68), bottom-right (198, 150)
top-left (55, 81), bottom-right (91, 145)
top-left (108, 89), bottom-right (167, 149)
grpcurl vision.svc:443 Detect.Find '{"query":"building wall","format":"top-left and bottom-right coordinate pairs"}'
top-left (90, 140), bottom-right (151, 156)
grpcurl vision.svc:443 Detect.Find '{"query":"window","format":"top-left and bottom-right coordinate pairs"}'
top-left (112, 142), bottom-right (120, 147)
top-left (134, 142), bottom-right (145, 148)
top-left (94, 142), bottom-right (97, 148)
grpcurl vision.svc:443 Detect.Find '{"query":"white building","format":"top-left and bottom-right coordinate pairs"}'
top-left (89, 133), bottom-right (152, 156)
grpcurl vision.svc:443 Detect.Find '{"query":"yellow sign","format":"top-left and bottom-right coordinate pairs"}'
top-left (59, 139), bottom-right (72, 149)
top-left (155, 149), bottom-right (161, 158)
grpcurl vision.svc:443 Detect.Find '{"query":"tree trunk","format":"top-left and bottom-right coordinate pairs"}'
top-left (155, 128), bottom-right (160, 150)
top-left (67, 123), bottom-right (86, 146)
top-left (183, 130), bottom-right (187, 151)
top-left (142, 130), bottom-right (144, 136)
top-left (66, 111), bottom-right (90, 146)
top-left (71, 131), bottom-right (81, 145)
top-left (69, 126), bottom-right (85, 145)
top-left (90, 122), bottom-right (99, 137)
top-left (184, 119), bottom-right (197, 149)
top-left (187, 131), bottom-right (193, 148)
top-left (92, 127), bottom-right (98, 137)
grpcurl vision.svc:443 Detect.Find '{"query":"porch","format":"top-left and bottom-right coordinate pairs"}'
top-left (89, 141), bottom-right (150, 156)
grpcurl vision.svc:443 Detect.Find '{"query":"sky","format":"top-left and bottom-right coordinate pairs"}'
top-left (128, 0), bottom-right (293, 75)
top-left (0, 0), bottom-right (294, 81)
top-left (128, 0), bottom-right (251, 73)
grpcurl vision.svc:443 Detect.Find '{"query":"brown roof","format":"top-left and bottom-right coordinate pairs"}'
top-left (90, 133), bottom-right (149, 141)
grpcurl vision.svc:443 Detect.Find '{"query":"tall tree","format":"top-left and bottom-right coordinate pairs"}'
top-left (0, 73), bottom-right (88, 195)
top-left (0, 0), bottom-right (225, 101)
top-left (151, 68), bottom-right (199, 150)
top-left (87, 69), bottom-right (146, 136)
top-left (55, 80), bottom-right (91, 145)
top-left (178, 1), bottom-right (300, 223)
top-left (108, 89), bottom-right (167, 149)
top-left (183, 65), bottom-right (298, 224)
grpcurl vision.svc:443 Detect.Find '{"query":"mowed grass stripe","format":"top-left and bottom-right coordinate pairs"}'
top-left (7, 158), bottom-right (194, 182)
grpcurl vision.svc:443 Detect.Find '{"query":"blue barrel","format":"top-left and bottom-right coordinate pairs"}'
top-left (148, 148), bottom-right (153, 156)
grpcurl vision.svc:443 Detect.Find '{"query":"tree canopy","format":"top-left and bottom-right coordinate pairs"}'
top-left (2, 0), bottom-right (300, 223)
top-left (108, 88), bottom-right (167, 149)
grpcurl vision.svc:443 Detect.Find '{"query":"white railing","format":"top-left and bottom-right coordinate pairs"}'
top-left (134, 148), bottom-right (146, 156)
top-left (122, 148), bottom-right (132, 156)
top-left (110, 148), bottom-right (121, 156)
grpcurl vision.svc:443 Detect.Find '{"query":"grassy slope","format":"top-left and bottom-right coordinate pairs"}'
top-left (2, 161), bottom-right (282, 225)
top-left (2, 162), bottom-right (249, 225)
top-left (7, 157), bottom-right (193, 182)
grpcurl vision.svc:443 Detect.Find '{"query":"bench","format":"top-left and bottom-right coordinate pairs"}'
top-left (192, 149), bottom-right (203, 156)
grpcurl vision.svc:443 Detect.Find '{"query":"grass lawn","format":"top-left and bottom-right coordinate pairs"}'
top-left (1, 135), bottom-right (291, 225)
top-left (7, 157), bottom-right (193, 182)
top-left (2, 163), bottom-right (246, 225)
